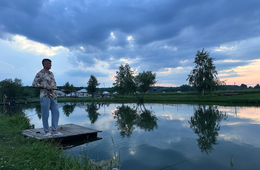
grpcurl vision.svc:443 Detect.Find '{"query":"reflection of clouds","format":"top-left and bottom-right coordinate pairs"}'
top-left (219, 134), bottom-right (240, 141)
top-left (28, 115), bottom-right (42, 129)
top-left (129, 148), bottom-right (136, 155)
top-left (219, 107), bottom-right (260, 124)
top-left (224, 122), bottom-right (247, 126)
top-left (111, 108), bottom-right (117, 114)
top-left (219, 106), bottom-right (260, 148)
top-left (182, 123), bottom-right (190, 128)
top-left (166, 137), bottom-right (181, 144)
top-left (24, 103), bottom-right (260, 151)
top-left (161, 114), bottom-right (173, 120)
top-left (93, 116), bottom-right (116, 131)
top-left (235, 108), bottom-right (260, 124)
top-left (219, 129), bottom-right (260, 149)
top-left (160, 114), bottom-right (186, 121)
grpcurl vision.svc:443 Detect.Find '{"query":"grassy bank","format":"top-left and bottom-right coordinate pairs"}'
top-left (0, 113), bottom-right (118, 170)
top-left (142, 90), bottom-right (260, 105)
top-left (16, 89), bottom-right (260, 106)
top-left (57, 90), bottom-right (260, 105)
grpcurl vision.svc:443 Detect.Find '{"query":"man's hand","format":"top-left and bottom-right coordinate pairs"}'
top-left (46, 85), bottom-right (53, 90)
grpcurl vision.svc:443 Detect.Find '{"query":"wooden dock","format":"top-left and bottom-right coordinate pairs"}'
top-left (22, 124), bottom-right (102, 142)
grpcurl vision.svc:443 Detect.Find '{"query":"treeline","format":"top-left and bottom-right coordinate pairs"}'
top-left (148, 84), bottom-right (260, 93)
top-left (1, 47), bottom-right (260, 102)
top-left (1, 77), bottom-right (259, 103)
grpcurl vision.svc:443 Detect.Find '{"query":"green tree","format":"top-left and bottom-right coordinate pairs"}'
top-left (135, 71), bottom-right (156, 100)
top-left (0, 78), bottom-right (23, 101)
top-left (113, 63), bottom-right (135, 95)
top-left (179, 84), bottom-right (193, 92)
top-left (187, 49), bottom-right (223, 96)
top-left (135, 71), bottom-right (156, 93)
top-left (240, 84), bottom-right (247, 89)
top-left (63, 82), bottom-right (74, 96)
top-left (254, 84), bottom-right (260, 89)
top-left (87, 75), bottom-right (100, 95)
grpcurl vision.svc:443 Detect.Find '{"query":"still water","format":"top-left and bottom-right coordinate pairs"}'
top-left (3, 102), bottom-right (260, 169)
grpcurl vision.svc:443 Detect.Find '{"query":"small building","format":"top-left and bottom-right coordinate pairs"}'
top-left (102, 91), bottom-right (110, 98)
top-left (76, 89), bottom-right (89, 97)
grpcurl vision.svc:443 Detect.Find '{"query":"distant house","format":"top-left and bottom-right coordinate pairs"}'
top-left (76, 89), bottom-right (89, 97)
top-left (102, 91), bottom-right (110, 98)
top-left (102, 91), bottom-right (110, 95)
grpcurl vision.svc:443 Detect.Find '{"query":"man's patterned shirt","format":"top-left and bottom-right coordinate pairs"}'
top-left (32, 69), bottom-right (57, 99)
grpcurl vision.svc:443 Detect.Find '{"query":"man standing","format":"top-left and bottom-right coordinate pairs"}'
top-left (32, 59), bottom-right (62, 136)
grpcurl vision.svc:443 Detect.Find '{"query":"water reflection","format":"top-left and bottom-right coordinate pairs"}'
top-left (0, 103), bottom-right (35, 115)
top-left (62, 103), bottom-right (76, 117)
top-left (113, 104), bottom-right (137, 138)
top-left (35, 104), bottom-right (41, 119)
top-left (136, 104), bottom-right (158, 131)
top-left (3, 103), bottom-right (260, 169)
top-left (85, 103), bottom-right (100, 124)
top-left (189, 105), bottom-right (228, 154)
top-left (113, 104), bottom-right (158, 138)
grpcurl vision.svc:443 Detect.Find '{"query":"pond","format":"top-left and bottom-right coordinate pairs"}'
top-left (2, 102), bottom-right (260, 170)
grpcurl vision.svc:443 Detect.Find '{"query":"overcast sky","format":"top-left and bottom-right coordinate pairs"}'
top-left (0, 0), bottom-right (260, 88)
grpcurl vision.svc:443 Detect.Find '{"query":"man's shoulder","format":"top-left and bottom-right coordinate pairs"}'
top-left (37, 69), bottom-right (54, 74)
top-left (37, 69), bottom-right (45, 74)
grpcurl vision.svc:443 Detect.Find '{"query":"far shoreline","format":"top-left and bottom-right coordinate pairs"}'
top-left (6, 90), bottom-right (260, 107)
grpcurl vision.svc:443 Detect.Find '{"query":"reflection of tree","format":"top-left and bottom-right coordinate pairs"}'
top-left (137, 104), bottom-right (158, 131)
top-left (113, 104), bottom-right (138, 138)
top-left (0, 103), bottom-right (39, 116)
top-left (189, 105), bottom-right (227, 154)
top-left (113, 104), bottom-right (158, 138)
top-left (62, 103), bottom-right (76, 117)
top-left (86, 103), bottom-right (100, 124)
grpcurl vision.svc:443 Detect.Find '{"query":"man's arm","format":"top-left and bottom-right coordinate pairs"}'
top-left (32, 73), bottom-right (46, 88)
top-left (32, 72), bottom-right (53, 90)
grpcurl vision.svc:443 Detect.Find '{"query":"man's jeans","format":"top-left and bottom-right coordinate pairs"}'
top-left (40, 97), bottom-right (60, 132)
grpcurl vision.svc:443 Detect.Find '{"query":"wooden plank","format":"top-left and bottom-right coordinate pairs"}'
top-left (22, 124), bottom-right (102, 141)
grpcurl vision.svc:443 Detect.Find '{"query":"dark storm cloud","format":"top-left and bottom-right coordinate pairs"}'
top-left (215, 61), bottom-right (249, 72)
top-left (68, 52), bottom-right (96, 67)
top-left (0, 0), bottom-right (260, 76)
top-left (1, 0), bottom-right (259, 47)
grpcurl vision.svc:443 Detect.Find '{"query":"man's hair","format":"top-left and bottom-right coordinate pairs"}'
top-left (42, 58), bottom-right (52, 66)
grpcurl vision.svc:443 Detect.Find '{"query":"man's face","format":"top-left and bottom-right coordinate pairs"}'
top-left (44, 61), bottom-right (52, 70)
